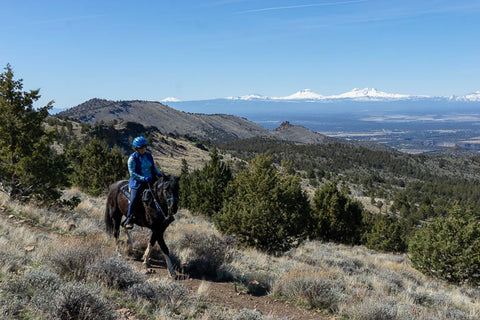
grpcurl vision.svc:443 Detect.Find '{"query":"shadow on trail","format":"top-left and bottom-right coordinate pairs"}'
top-left (142, 248), bottom-right (269, 296)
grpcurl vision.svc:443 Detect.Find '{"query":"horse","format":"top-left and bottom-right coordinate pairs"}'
top-left (104, 174), bottom-right (179, 277)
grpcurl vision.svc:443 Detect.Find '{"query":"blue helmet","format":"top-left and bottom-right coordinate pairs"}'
top-left (133, 136), bottom-right (147, 148)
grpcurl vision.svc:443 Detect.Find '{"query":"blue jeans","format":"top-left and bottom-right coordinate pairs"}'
top-left (126, 187), bottom-right (141, 222)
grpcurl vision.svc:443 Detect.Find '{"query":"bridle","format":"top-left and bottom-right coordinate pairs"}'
top-left (161, 180), bottom-right (179, 215)
top-left (147, 178), bottom-right (178, 219)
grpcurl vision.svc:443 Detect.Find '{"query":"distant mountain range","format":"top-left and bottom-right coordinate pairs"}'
top-left (162, 88), bottom-right (480, 102)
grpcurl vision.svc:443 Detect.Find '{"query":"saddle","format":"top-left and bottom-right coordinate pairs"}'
top-left (120, 184), bottom-right (153, 204)
top-left (120, 184), bottom-right (131, 200)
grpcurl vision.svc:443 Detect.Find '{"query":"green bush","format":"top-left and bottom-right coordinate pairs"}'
top-left (364, 213), bottom-right (407, 252)
top-left (310, 182), bottom-right (364, 245)
top-left (67, 138), bottom-right (127, 196)
top-left (408, 207), bottom-right (480, 285)
top-left (181, 147), bottom-right (232, 216)
top-left (214, 155), bottom-right (311, 254)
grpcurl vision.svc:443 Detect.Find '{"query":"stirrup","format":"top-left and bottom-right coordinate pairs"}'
top-left (122, 219), bottom-right (134, 229)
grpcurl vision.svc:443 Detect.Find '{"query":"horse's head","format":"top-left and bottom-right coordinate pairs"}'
top-left (153, 175), bottom-right (179, 216)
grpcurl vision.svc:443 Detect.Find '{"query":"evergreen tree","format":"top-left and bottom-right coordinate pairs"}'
top-left (0, 64), bottom-right (69, 203)
top-left (179, 158), bottom-right (191, 208)
top-left (364, 213), bottom-right (407, 252)
top-left (187, 147), bottom-right (232, 216)
top-left (409, 207), bottom-right (480, 285)
top-left (310, 182), bottom-right (364, 245)
top-left (215, 155), bottom-right (311, 253)
top-left (68, 138), bottom-right (127, 196)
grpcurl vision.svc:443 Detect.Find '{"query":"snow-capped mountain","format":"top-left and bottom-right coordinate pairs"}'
top-left (272, 89), bottom-right (325, 100)
top-left (168, 88), bottom-right (480, 103)
top-left (226, 88), bottom-right (419, 101)
top-left (451, 91), bottom-right (480, 102)
top-left (227, 94), bottom-right (268, 100)
top-left (161, 97), bottom-right (181, 102)
top-left (325, 88), bottom-right (411, 100)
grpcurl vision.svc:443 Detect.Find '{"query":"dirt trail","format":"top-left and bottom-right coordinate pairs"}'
top-left (129, 257), bottom-right (333, 320)
top-left (1, 210), bottom-right (334, 320)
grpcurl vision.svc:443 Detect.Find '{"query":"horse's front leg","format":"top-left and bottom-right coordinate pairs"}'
top-left (142, 234), bottom-right (155, 267)
top-left (143, 232), bottom-right (176, 277)
top-left (158, 234), bottom-right (176, 278)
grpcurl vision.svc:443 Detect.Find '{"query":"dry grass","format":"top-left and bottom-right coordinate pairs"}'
top-left (1, 191), bottom-right (479, 319)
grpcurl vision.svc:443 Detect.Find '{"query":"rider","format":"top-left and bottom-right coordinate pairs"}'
top-left (122, 136), bottom-right (163, 229)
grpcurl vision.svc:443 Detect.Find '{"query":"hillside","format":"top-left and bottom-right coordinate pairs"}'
top-left (57, 98), bottom-right (397, 151)
top-left (1, 191), bottom-right (478, 320)
top-left (58, 98), bottom-right (272, 143)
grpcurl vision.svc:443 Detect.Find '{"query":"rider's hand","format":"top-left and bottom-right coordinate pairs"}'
top-left (145, 176), bottom-right (151, 183)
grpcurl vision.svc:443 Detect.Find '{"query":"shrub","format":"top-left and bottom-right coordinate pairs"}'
top-left (310, 182), bottom-right (364, 245)
top-left (272, 266), bottom-right (344, 312)
top-left (25, 269), bottom-right (63, 313)
top-left (170, 230), bottom-right (234, 278)
top-left (87, 256), bottom-right (144, 289)
top-left (408, 207), bottom-right (480, 285)
top-left (128, 279), bottom-right (188, 311)
top-left (24, 269), bottom-right (62, 291)
top-left (215, 155), bottom-right (311, 253)
top-left (234, 308), bottom-right (264, 320)
top-left (2, 269), bottom-right (63, 316)
top-left (53, 282), bottom-right (114, 320)
top-left (346, 297), bottom-right (398, 320)
top-left (49, 244), bottom-right (101, 281)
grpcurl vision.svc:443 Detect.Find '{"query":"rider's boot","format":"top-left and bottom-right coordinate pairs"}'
top-left (122, 214), bottom-right (134, 230)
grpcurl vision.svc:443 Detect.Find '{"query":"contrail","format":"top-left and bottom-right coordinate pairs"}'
top-left (236, 0), bottom-right (367, 14)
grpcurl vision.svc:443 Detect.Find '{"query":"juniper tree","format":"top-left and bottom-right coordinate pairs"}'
top-left (179, 158), bottom-right (191, 208)
top-left (364, 213), bottom-right (407, 252)
top-left (186, 147), bottom-right (232, 216)
top-left (67, 138), bottom-right (127, 196)
top-left (409, 206), bottom-right (480, 285)
top-left (0, 64), bottom-right (69, 203)
top-left (215, 154), bottom-right (311, 253)
top-left (310, 182), bottom-right (364, 245)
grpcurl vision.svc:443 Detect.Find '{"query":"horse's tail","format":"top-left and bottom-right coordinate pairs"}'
top-left (105, 192), bottom-right (115, 235)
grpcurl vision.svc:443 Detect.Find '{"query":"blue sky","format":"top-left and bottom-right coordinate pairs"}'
top-left (1, 0), bottom-right (479, 109)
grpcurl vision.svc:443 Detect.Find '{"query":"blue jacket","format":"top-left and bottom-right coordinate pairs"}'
top-left (128, 151), bottom-right (160, 189)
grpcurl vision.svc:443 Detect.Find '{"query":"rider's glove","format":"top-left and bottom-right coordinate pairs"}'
top-left (145, 176), bottom-right (151, 183)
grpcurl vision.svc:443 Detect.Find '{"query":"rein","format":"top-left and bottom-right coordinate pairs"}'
top-left (147, 182), bottom-right (166, 220)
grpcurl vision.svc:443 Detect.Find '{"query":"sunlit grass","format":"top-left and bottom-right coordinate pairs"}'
top-left (1, 190), bottom-right (479, 319)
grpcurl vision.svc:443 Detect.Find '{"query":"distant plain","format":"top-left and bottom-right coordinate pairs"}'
top-left (170, 99), bottom-right (480, 154)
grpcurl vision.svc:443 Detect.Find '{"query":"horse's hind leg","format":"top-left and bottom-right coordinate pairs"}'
top-left (123, 227), bottom-right (134, 255)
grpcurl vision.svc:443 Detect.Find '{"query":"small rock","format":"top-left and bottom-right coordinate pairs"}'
top-left (25, 246), bottom-right (35, 252)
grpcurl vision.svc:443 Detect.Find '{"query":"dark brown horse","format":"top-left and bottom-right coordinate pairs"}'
top-left (104, 175), bottom-right (179, 277)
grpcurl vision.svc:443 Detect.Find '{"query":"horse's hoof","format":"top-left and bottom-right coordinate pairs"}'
top-left (143, 259), bottom-right (151, 268)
